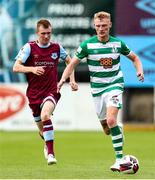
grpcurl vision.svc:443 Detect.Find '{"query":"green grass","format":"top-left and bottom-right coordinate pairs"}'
top-left (0, 130), bottom-right (155, 179)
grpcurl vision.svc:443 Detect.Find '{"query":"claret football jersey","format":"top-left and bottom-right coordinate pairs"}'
top-left (15, 41), bottom-right (68, 103)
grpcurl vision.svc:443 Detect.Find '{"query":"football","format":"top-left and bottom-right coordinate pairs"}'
top-left (120, 155), bottom-right (139, 174)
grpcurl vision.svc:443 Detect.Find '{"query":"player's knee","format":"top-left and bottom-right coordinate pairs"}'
top-left (41, 111), bottom-right (50, 121)
top-left (107, 118), bottom-right (117, 128)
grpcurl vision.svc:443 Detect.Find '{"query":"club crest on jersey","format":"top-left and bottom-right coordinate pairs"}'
top-left (112, 46), bottom-right (118, 53)
top-left (51, 53), bottom-right (58, 59)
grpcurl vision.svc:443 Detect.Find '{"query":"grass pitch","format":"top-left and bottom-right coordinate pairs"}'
top-left (0, 130), bottom-right (155, 179)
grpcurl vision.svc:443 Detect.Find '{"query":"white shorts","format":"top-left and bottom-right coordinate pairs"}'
top-left (93, 89), bottom-right (123, 122)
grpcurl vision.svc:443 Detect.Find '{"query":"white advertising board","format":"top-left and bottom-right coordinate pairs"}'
top-left (0, 83), bottom-right (110, 131)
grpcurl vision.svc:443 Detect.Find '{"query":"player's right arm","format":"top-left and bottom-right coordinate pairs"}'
top-left (13, 43), bottom-right (45, 75)
top-left (13, 59), bottom-right (45, 75)
top-left (58, 42), bottom-right (88, 91)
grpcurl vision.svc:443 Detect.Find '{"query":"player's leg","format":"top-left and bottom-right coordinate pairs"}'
top-left (106, 106), bottom-right (123, 171)
top-left (35, 121), bottom-right (44, 138)
top-left (29, 103), bottom-right (44, 138)
top-left (29, 104), bottom-right (44, 139)
top-left (28, 103), bottom-right (48, 159)
top-left (106, 91), bottom-right (124, 171)
top-left (34, 119), bottom-right (48, 159)
top-left (93, 94), bottom-right (110, 135)
top-left (41, 100), bottom-right (57, 165)
top-left (100, 109), bottom-right (123, 136)
top-left (100, 119), bottom-right (110, 135)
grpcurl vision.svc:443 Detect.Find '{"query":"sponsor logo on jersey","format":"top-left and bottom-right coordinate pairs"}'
top-left (0, 87), bottom-right (26, 121)
top-left (100, 57), bottom-right (113, 69)
top-left (35, 61), bottom-right (54, 66)
top-left (51, 53), bottom-right (58, 59)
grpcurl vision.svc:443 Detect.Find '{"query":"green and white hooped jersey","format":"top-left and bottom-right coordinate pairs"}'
top-left (75, 35), bottom-right (131, 97)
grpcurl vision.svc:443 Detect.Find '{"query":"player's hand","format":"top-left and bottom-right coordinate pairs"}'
top-left (33, 66), bottom-right (45, 75)
top-left (57, 80), bottom-right (65, 93)
top-left (69, 81), bottom-right (78, 91)
top-left (137, 72), bottom-right (144, 82)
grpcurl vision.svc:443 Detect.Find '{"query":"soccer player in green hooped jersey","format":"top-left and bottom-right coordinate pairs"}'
top-left (58, 11), bottom-right (144, 171)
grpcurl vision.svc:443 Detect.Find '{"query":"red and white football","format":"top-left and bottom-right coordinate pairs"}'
top-left (120, 155), bottom-right (139, 174)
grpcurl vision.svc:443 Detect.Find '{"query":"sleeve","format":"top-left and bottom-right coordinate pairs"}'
top-left (59, 44), bottom-right (68, 61)
top-left (15, 43), bottom-right (31, 63)
top-left (120, 40), bottom-right (131, 56)
top-left (75, 41), bottom-right (88, 61)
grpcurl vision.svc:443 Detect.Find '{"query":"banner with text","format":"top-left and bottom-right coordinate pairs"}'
top-left (115, 0), bottom-right (155, 35)
top-left (0, 83), bottom-right (103, 131)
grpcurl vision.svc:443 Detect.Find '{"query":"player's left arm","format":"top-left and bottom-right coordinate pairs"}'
top-left (127, 51), bottom-right (144, 82)
top-left (65, 55), bottom-right (78, 91)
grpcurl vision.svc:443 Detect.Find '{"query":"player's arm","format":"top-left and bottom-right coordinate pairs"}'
top-left (58, 56), bottom-right (79, 91)
top-left (121, 40), bottom-right (144, 82)
top-left (13, 59), bottom-right (45, 75)
top-left (13, 43), bottom-right (44, 76)
top-left (127, 51), bottom-right (144, 82)
top-left (65, 55), bottom-right (78, 91)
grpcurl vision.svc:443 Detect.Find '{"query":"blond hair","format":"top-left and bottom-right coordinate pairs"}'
top-left (94, 11), bottom-right (111, 20)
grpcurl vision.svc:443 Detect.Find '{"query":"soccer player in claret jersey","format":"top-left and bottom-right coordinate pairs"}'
top-left (58, 11), bottom-right (144, 171)
top-left (13, 19), bottom-right (78, 165)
